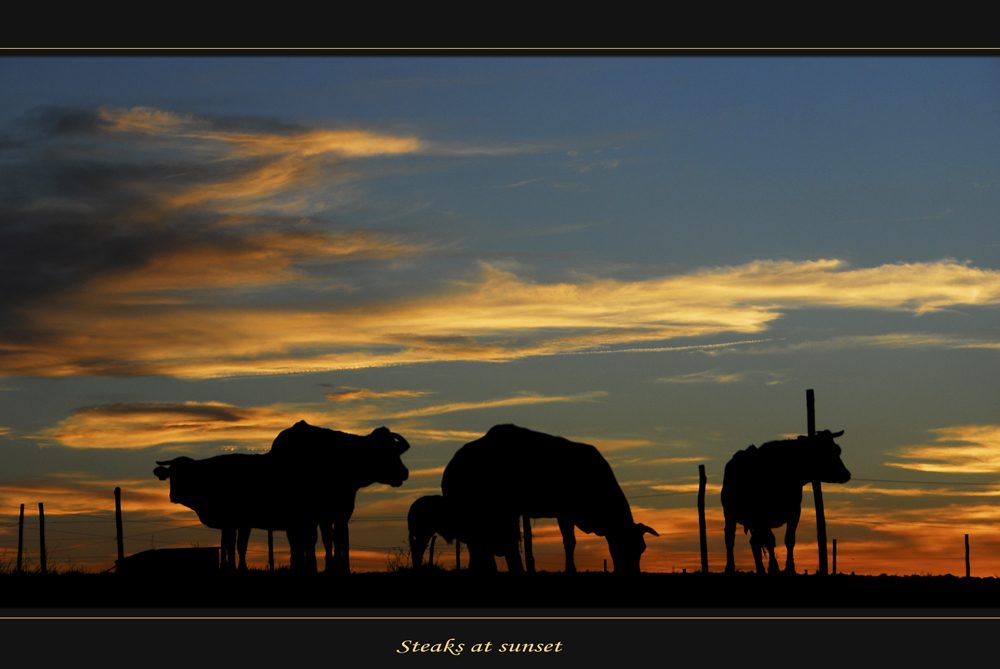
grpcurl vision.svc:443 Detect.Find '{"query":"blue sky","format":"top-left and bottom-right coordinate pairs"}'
top-left (1, 56), bottom-right (998, 575)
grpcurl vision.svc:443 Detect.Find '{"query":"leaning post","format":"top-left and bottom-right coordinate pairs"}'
top-left (16, 503), bottom-right (24, 574)
top-left (698, 464), bottom-right (708, 573)
top-left (38, 503), bottom-right (47, 576)
top-left (808, 389), bottom-right (828, 576)
top-left (429, 535), bottom-right (436, 566)
top-left (115, 487), bottom-right (125, 564)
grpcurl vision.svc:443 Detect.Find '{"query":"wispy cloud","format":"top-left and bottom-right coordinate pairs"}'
top-left (503, 177), bottom-right (545, 188)
top-left (5, 257), bottom-right (1000, 378)
top-left (887, 425), bottom-right (1000, 474)
top-left (656, 369), bottom-right (787, 385)
top-left (39, 390), bottom-right (606, 451)
top-left (324, 388), bottom-right (433, 402)
top-left (387, 391), bottom-right (607, 419)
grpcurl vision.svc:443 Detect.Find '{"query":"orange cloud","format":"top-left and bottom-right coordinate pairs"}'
top-left (888, 425), bottom-right (1000, 474)
top-left (325, 388), bottom-right (433, 402)
top-left (6, 259), bottom-right (1000, 379)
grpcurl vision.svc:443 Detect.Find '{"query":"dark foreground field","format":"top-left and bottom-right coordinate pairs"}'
top-left (2, 568), bottom-right (999, 613)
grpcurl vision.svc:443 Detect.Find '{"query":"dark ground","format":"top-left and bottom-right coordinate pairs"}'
top-left (2, 568), bottom-right (999, 612)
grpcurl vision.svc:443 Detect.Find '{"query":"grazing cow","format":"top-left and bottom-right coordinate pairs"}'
top-left (153, 421), bottom-right (409, 574)
top-left (441, 424), bottom-right (658, 574)
top-left (722, 429), bottom-right (851, 575)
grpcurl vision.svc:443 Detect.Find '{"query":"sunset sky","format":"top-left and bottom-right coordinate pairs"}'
top-left (1, 56), bottom-right (998, 580)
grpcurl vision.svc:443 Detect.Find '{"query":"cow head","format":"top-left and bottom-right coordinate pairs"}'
top-left (153, 457), bottom-right (195, 505)
top-left (807, 429), bottom-right (851, 484)
top-left (364, 426), bottom-right (410, 488)
top-left (607, 522), bottom-right (659, 575)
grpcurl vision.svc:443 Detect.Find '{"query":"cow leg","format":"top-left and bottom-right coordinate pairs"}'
top-left (320, 523), bottom-right (334, 574)
top-left (332, 518), bottom-right (349, 576)
top-left (306, 524), bottom-right (319, 574)
top-left (724, 519), bottom-right (737, 573)
top-left (221, 528), bottom-right (236, 572)
top-left (763, 528), bottom-right (779, 575)
top-left (749, 530), bottom-right (766, 575)
top-left (503, 516), bottom-right (524, 574)
top-left (558, 517), bottom-right (577, 573)
top-left (237, 527), bottom-right (250, 572)
top-left (784, 508), bottom-right (800, 574)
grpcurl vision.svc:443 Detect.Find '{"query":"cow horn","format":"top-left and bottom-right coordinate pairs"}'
top-left (637, 523), bottom-right (659, 537)
top-left (830, 430), bottom-right (844, 438)
top-left (155, 459), bottom-right (175, 466)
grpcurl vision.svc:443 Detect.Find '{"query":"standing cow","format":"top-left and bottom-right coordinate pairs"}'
top-left (153, 421), bottom-right (409, 574)
top-left (441, 424), bottom-right (658, 574)
top-left (722, 429), bottom-right (851, 575)
top-left (268, 421), bottom-right (410, 575)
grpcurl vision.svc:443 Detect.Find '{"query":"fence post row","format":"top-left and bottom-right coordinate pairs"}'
top-left (807, 389), bottom-right (829, 576)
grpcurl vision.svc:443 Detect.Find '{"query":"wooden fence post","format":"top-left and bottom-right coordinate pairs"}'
top-left (523, 516), bottom-right (535, 573)
top-left (698, 464), bottom-right (708, 574)
top-left (965, 534), bottom-right (970, 578)
top-left (38, 502), bottom-right (47, 576)
top-left (807, 389), bottom-right (829, 576)
top-left (429, 535), bottom-right (436, 566)
top-left (16, 503), bottom-right (24, 574)
top-left (603, 558), bottom-right (607, 573)
top-left (268, 529), bottom-right (274, 572)
top-left (115, 487), bottom-right (125, 564)
top-left (832, 539), bottom-right (837, 575)
top-left (456, 540), bottom-right (461, 570)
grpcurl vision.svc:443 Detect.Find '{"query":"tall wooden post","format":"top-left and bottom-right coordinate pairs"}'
top-left (523, 516), bottom-right (535, 573)
top-left (16, 504), bottom-right (24, 574)
top-left (456, 540), bottom-right (461, 570)
top-left (38, 503), bottom-right (47, 576)
top-left (429, 535), bottom-right (436, 566)
top-left (268, 529), bottom-right (274, 572)
top-left (832, 539), bottom-right (837, 575)
top-left (808, 389), bottom-right (828, 576)
top-left (965, 534), bottom-right (970, 578)
top-left (115, 487), bottom-right (125, 564)
top-left (698, 464), bottom-right (708, 574)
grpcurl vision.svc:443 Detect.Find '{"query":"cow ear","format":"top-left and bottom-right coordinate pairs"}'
top-left (392, 432), bottom-right (410, 454)
top-left (153, 466), bottom-right (170, 481)
top-left (637, 523), bottom-right (659, 537)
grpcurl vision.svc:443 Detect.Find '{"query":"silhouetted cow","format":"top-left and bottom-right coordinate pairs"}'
top-left (153, 421), bottom-right (409, 574)
top-left (441, 424), bottom-right (658, 574)
top-left (722, 429), bottom-right (851, 575)
top-left (268, 421), bottom-right (410, 575)
top-left (407, 495), bottom-right (456, 569)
